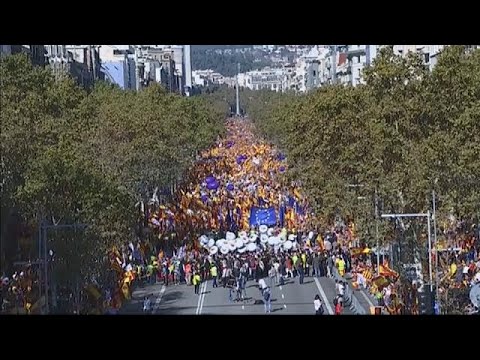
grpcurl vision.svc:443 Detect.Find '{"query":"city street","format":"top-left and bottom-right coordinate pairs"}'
top-left (121, 275), bottom-right (368, 315)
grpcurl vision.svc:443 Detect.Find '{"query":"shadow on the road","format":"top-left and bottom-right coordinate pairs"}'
top-left (303, 281), bottom-right (314, 284)
top-left (277, 301), bottom-right (316, 305)
top-left (160, 291), bottom-right (184, 304)
top-left (138, 300), bottom-right (318, 314)
top-left (201, 291), bottom-right (211, 295)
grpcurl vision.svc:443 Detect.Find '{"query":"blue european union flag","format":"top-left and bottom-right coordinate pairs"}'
top-left (288, 196), bottom-right (295, 208)
top-left (249, 207), bottom-right (277, 227)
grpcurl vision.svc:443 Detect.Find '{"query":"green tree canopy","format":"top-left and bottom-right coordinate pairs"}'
top-left (0, 54), bottom-right (225, 280)
top-left (238, 46), bottom-right (480, 242)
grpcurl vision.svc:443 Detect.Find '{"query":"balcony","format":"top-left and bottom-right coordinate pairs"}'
top-left (347, 45), bottom-right (366, 57)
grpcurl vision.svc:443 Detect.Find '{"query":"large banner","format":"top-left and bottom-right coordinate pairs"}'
top-left (249, 206), bottom-right (277, 227)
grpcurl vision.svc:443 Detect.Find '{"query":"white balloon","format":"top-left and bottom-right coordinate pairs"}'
top-left (210, 246), bottom-right (218, 255)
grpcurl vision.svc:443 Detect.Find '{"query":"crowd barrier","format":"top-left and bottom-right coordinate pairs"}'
top-left (332, 267), bottom-right (367, 315)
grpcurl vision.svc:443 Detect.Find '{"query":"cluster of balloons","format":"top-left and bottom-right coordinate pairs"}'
top-left (205, 176), bottom-right (219, 190)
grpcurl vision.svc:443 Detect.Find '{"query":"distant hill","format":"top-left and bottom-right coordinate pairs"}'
top-left (192, 46), bottom-right (274, 77)
top-left (191, 45), bottom-right (255, 51)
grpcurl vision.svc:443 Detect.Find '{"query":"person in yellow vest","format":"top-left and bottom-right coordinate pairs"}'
top-left (210, 263), bottom-right (218, 288)
top-left (193, 272), bottom-right (201, 295)
top-left (301, 252), bottom-right (307, 276)
top-left (450, 261), bottom-right (457, 278)
top-left (301, 252), bottom-right (307, 265)
top-left (168, 261), bottom-right (175, 284)
top-left (292, 253), bottom-right (299, 267)
top-left (337, 256), bottom-right (346, 277)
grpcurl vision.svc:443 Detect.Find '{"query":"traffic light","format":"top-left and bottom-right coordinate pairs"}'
top-left (418, 286), bottom-right (435, 315)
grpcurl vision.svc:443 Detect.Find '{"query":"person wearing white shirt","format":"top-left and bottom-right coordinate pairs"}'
top-left (314, 294), bottom-right (324, 315)
top-left (273, 260), bottom-right (280, 284)
top-left (357, 272), bottom-right (366, 289)
top-left (335, 279), bottom-right (340, 294)
top-left (258, 278), bottom-right (268, 291)
top-left (143, 296), bottom-right (151, 313)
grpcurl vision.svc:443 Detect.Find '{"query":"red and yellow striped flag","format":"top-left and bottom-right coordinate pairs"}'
top-left (362, 269), bottom-right (374, 282)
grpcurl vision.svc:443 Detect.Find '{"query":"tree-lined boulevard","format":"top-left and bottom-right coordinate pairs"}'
top-left (1, 46), bottom-right (479, 315)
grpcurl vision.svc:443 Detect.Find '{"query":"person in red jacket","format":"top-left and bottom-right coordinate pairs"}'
top-left (334, 295), bottom-right (343, 315)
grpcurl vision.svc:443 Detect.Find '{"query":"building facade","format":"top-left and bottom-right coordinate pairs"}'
top-left (98, 45), bottom-right (136, 90)
top-left (242, 67), bottom-right (285, 92)
top-left (393, 45), bottom-right (445, 71)
top-left (45, 45), bottom-right (103, 89)
top-left (0, 45), bottom-right (12, 57)
top-left (1, 45), bottom-right (46, 66)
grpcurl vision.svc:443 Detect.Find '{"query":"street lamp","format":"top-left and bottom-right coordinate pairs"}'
top-left (40, 222), bottom-right (88, 314)
top-left (346, 184), bottom-right (380, 275)
top-left (432, 188), bottom-right (440, 314)
top-left (380, 212), bottom-right (433, 292)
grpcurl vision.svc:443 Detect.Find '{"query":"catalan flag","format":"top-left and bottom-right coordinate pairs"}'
top-left (362, 269), bottom-right (374, 282)
top-left (379, 264), bottom-right (399, 279)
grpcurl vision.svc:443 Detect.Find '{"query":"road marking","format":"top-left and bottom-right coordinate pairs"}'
top-left (279, 286), bottom-right (283, 291)
top-left (281, 294), bottom-right (284, 299)
top-left (196, 281), bottom-right (208, 315)
top-left (195, 282), bottom-right (203, 315)
top-left (242, 305), bottom-right (245, 310)
top-left (314, 277), bottom-right (334, 315)
top-left (359, 289), bottom-right (375, 308)
top-left (283, 304), bottom-right (287, 309)
top-left (152, 285), bottom-right (166, 314)
top-left (199, 281), bottom-right (207, 314)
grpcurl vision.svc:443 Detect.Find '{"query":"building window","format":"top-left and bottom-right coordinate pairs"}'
top-left (424, 53), bottom-right (430, 63)
top-left (313, 70), bottom-right (316, 76)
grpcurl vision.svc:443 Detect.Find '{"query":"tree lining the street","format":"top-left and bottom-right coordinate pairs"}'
top-left (0, 54), bottom-right (225, 281)
top-left (238, 46), bottom-right (480, 244)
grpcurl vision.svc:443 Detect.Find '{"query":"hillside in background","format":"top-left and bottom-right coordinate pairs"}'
top-left (192, 45), bottom-right (255, 50)
top-left (192, 46), bottom-right (275, 77)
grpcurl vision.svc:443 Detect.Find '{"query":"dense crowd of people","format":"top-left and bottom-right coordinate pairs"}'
top-left (436, 222), bottom-right (480, 313)
top-left (103, 118), bottom-right (478, 315)
top-left (3, 118), bottom-right (477, 315)
top-left (104, 118), bottom-right (399, 314)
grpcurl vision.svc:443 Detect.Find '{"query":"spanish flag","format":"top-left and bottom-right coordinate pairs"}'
top-left (316, 234), bottom-right (324, 250)
top-left (372, 275), bottom-right (390, 288)
top-left (121, 282), bottom-right (131, 300)
top-left (350, 248), bottom-right (364, 257)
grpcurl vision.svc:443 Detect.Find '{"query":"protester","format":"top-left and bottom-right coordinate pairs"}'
top-left (314, 294), bottom-right (324, 315)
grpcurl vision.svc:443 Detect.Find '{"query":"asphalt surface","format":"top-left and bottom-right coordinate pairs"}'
top-left (121, 274), bottom-right (370, 315)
